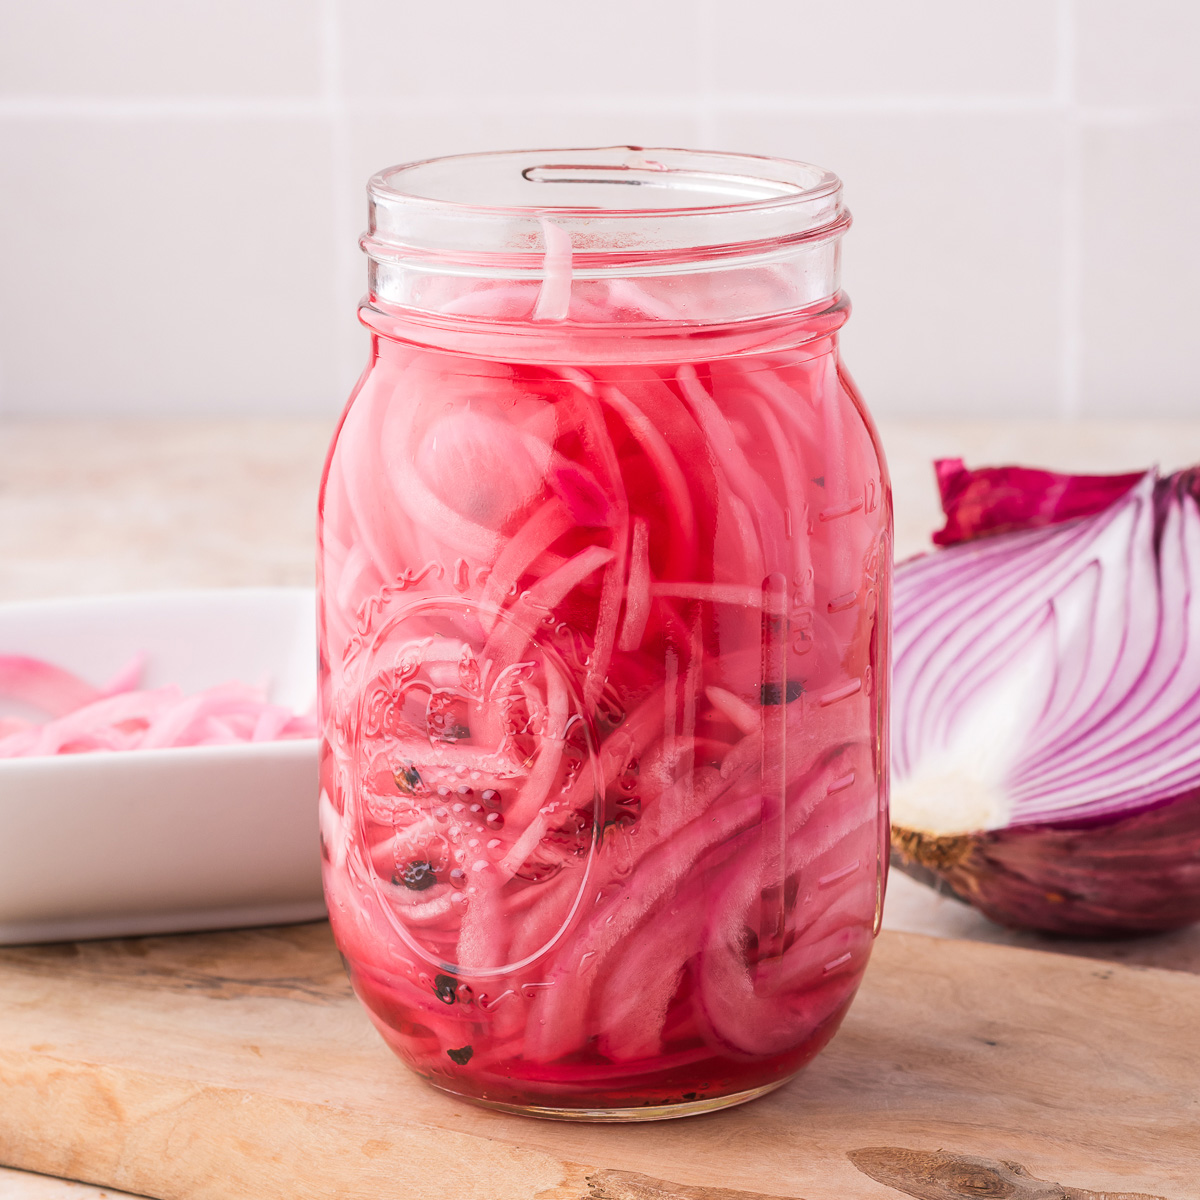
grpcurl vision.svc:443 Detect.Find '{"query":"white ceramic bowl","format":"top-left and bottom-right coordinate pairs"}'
top-left (0, 588), bottom-right (324, 944)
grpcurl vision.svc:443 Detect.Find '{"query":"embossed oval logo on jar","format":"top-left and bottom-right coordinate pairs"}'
top-left (345, 596), bottom-right (602, 976)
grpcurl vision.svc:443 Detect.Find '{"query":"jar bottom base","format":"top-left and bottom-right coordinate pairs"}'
top-left (428, 1077), bottom-right (792, 1123)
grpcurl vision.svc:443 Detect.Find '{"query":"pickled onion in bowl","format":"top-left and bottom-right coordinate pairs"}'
top-left (0, 654), bottom-right (316, 756)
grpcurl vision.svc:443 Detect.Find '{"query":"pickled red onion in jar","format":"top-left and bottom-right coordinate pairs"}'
top-left (318, 147), bottom-right (891, 1119)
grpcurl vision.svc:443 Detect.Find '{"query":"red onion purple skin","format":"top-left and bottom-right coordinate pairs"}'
top-left (931, 458), bottom-right (1143, 547)
top-left (906, 790), bottom-right (1200, 937)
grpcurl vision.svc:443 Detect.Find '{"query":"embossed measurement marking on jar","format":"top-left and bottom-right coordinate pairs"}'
top-left (819, 496), bottom-right (865, 522)
top-left (818, 678), bottom-right (863, 707)
top-left (819, 859), bottom-right (862, 888)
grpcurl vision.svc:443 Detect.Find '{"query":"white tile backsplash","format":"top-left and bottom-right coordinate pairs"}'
top-left (1077, 0), bottom-right (1200, 107)
top-left (0, 0), bottom-right (1196, 419)
top-left (0, 0), bottom-right (323, 98)
top-left (1080, 118), bottom-right (1200, 416)
top-left (714, 111), bottom-right (1065, 418)
top-left (0, 119), bottom-right (338, 416)
top-left (339, 0), bottom-right (703, 99)
top-left (708, 0), bottom-right (1058, 99)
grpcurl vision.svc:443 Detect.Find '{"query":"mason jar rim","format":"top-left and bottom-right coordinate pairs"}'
top-left (370, 146), bottom-right (842, 218)
top-left (364, 146), bottom-right (849, 264)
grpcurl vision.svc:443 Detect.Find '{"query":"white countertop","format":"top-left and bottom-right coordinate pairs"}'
top-left (4, 415), bottom-right (1200, 1197)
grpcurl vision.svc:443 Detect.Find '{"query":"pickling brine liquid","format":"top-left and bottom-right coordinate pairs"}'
top-left (318, 301), bottom-right (891, 1117)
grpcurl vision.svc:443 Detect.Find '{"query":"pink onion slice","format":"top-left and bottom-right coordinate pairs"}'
top-left (317, 286), bottom-right (889, 1105)
top-left (0, 655), bottom-right (107, 717)
top-left (532, 218), bottom-right (573, 323)
top-left (0, 653), bottom-right (317, 758)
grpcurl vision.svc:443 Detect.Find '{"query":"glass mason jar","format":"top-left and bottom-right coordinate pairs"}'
top-left (318, 147), bottom-right (891, 1121)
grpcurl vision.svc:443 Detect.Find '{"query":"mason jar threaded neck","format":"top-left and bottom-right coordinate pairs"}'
top-left (360, 146), bottom-right (850, 336)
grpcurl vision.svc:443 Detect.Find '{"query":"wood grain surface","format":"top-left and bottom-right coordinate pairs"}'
top-left (5, 416), bottom-right (1200, 1199)
top-left (0, 924), bottom-right (1195, 1200)
top-left (846, 1147), bottom-right (1170, 1200)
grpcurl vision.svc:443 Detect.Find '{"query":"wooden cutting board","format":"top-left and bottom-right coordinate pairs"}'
top-left (0, 924), bottom-right (1195, 1200)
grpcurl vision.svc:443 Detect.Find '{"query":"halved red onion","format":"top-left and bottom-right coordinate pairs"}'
top-left (891, 460), bottom-right (1200, 935)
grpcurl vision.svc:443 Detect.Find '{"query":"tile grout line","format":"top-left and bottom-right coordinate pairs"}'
top-left (694, 0), bottom-right (719, 148)
top-left (0, 96), bottom-right (329, 119)
top-left (0, 94), bottom-right (1195, 122)
top-left (1056, 0), bottom-right (1084, 420)
top-left (320, 0), bottom-right (363, 400)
